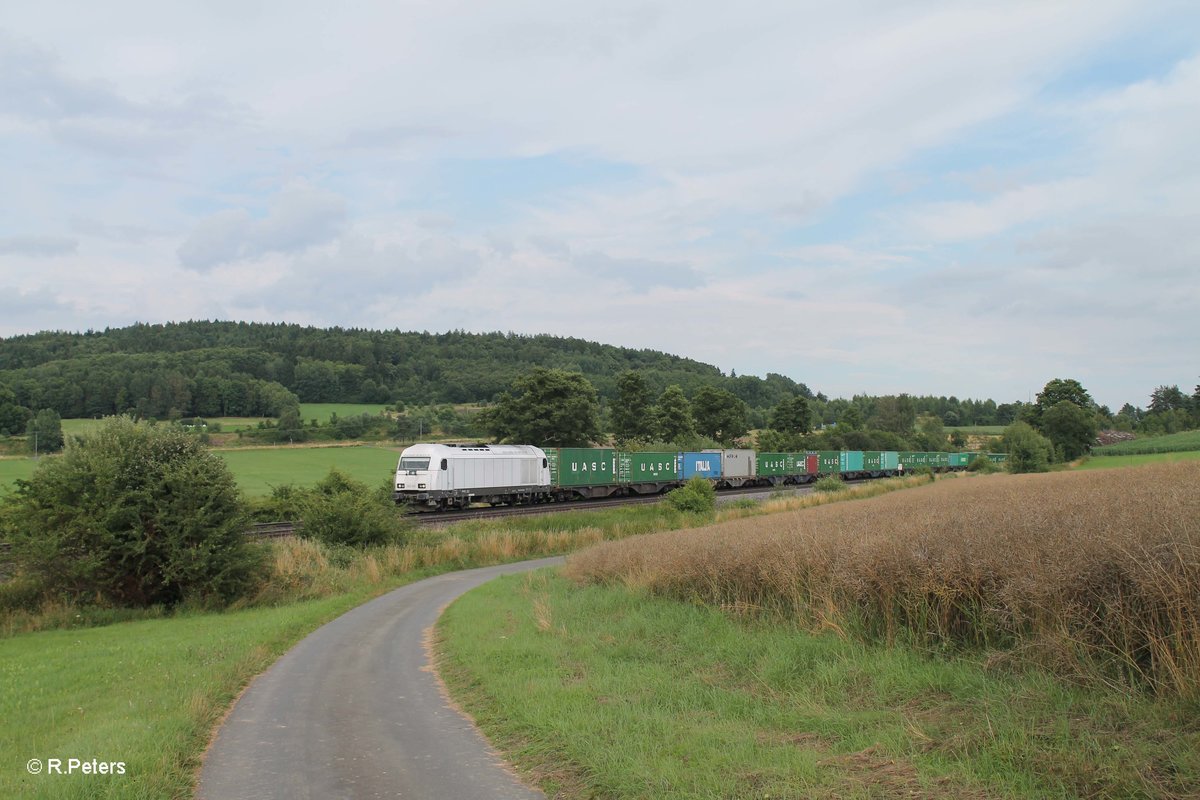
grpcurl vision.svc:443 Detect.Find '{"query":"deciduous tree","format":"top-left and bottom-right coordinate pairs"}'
top-left (692, 386), bottom-right (748, 445)
top-left (611, 371), bottom-right (655, 444)
top-left (482, 367), bottom-right (602, 447)
top-left (1041, 399), bottom-right (1097, 461)
top-left (770, 395), bottom-right (811, 435)
top-left (653, 385), bottom-right (695, 443)
top-left (26, 408), bottom-right (64, 453)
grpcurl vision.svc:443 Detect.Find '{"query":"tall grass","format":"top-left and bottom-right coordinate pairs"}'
top-left (3, 477), bottom-right (932, 636)
top-left (566, 463), bottom-right (1200, 698)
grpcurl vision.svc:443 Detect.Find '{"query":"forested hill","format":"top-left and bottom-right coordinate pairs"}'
top-left (0, 321), bottom-right (811, 420)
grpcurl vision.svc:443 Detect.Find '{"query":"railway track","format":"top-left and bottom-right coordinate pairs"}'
top-left (401, 481), bottom-right (831, 526)
top-left (241, 478), bottom-right (891, 536)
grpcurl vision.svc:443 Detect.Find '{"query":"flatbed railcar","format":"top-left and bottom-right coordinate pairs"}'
top-left (394, 443), bottom-right (1007, 510)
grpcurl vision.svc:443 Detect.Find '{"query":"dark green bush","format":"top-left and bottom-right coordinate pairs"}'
top-left (0, 417), bottom-right (266, 607)
top-left (1002, 421), bottom-right (1054, 473)
top-left (665, 476), bottom-right (717, 514)
top-left (814, 475), bottom-right (845, 493)
top-left (967, 455), bottom-right (998, 473)
top-left (295, 469), bottom-right (412, 547)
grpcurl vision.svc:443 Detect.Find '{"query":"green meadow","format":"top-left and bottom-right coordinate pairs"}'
top-left (952, 424), bottom-right (1006, 435)
top-left (1, 444), bottom-right (402, 499)
top-left (298, 403), bottom-right (390, 423)
top-left (0, 459), bottom-right (36, 496)
top-left (217, 444), bottom-right (402, 497)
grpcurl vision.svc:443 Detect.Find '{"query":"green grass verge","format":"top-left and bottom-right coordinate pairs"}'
top-left (0, 584), bottom-right (402, 799)
top-left (216, 444), bottom-right (401, 497)
top-left (438, 572), bottom-right (1200, 799)
top-left (1093, 429), bottom-right (1200, 456)
top-left (1076, 450), bottom-right (1200, 470)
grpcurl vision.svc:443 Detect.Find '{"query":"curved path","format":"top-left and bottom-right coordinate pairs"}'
top-left (198, 557), bottom-right (563, 800)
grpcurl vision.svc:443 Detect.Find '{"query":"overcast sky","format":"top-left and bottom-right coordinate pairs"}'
top-left (1, 1), bottom-right (1197, 410)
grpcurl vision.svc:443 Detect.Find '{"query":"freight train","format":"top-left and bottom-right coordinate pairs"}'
top-left (393, 443), bottom-right (1007, 510)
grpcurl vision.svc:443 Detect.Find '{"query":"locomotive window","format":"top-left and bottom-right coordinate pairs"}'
top-left (399, 457), bottom-right (430, 471)
top-left (543, 458), bottom-right (548, 468)
top-left (440, 458), bottom-right (448, 470)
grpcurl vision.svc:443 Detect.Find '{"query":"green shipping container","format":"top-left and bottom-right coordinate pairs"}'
top-left (619, 451), bottom-right (680, 483)
top-left (949, 453), bottom-right (972, 467)
top-left (987, 452), bottom-right (1008, 464)
top-left (839, 451), bottom-right (865, 472)
top-left (810, 451), bottom-right (840, 474)
top-left (930, 452), bottom-right (951, 468)
top-left (545, 448), bottom-right (618, 487)
top-left (757, 452), bottom-right (795, 477)
top-left (863, 451), bottom-right (900, 470)
top-left (899, 451), bottom-right (932, 467)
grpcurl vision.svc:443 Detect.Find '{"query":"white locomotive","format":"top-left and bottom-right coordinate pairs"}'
top-left (393, 443), bottom-right (551, 509)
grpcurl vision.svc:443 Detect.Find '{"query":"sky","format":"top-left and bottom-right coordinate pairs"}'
top-left (1, 1), bottom-right (1197, 411)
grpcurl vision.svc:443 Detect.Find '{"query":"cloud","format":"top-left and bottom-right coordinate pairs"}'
top-left (0, 286), bottom-right (76, 332)
top-left (1, 2), bottom-right (1197, 411)
top-left (177, 181), bottom-right (347, 270)
top-left (0, 28), bottom-right (247, 163)
top-left (228, 228), bottom-right (484, 317)
top-left (573, 252), bottom-right (704, 291)
top-left (0, 235), bottom-right (77, 257)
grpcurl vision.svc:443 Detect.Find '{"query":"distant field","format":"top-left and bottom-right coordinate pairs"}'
top-left (1093, 429), bottom-right (1200, 456)
top-left (1, 444), bottom-right (402, 498)
top-left (1076, 450), bottom-right (1200, 470)
top-left (298, 403), bottom-right (390, 423)
top-left (0, 459), bottom-right (37, 495)
top-left (953, 425), bottom-right (1005, 435)
top-left (53, 405), bottom-right (389, 436)
top-left (60, 418), bottom-right (105, 436)
top-left (206, 416), bottom-right (270, 432)
top-left (217, 444), bottom-right (402, 497)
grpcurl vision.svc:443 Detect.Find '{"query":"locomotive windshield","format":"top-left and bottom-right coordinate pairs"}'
top-left (399, 457), bottom-right (431, 471)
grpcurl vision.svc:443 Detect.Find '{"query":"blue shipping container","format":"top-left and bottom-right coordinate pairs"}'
top-left (681, 452), bottom-right (722, 479)
top-left (840, 451), bottom-right (865, 472)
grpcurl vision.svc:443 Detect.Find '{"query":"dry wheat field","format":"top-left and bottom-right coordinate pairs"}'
top-left (566, 463), bottom-right (1200, 697)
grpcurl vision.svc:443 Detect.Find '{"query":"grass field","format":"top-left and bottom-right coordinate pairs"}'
top-left (439, 571), bottom-right (1198, 798)
top-left (1093, 429), bottom-right (1200, 456)
top-left (1, 444), bottom-right (403, 498)
top-left (1077, 450), bottom-right (1200, 470)
top-left (217, 444), bottom-right (402, 496)
top-left (0, 459), bottom-right (36, 495)
top-left (951, 424), bottom-right (1006, 435)
top-left (298, 403), bottom-right (390, 423)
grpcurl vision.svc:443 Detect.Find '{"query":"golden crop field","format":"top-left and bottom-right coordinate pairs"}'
top-left (567, 463), bottom-right (1200, 697)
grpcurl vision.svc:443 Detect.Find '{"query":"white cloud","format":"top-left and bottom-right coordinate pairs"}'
top-left (177, 181), bottom-right (347, 271)
top-left (0, 235), bottom-right (77, 257)
top-left (0, 1), bottom-right (1197, 410)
